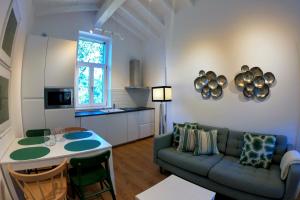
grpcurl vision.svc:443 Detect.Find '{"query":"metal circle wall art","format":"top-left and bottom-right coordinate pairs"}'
top-left (194, 70), bottom-right (227, 99)
top-left (234, 65), bottom-right (276, 100)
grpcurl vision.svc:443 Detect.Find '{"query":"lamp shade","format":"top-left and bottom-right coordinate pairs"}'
top-left (152, 86), bottom-right (172, 102)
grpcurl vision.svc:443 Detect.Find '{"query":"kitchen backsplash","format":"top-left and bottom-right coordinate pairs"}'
top-left (111, 89), bottom-right (149, 108)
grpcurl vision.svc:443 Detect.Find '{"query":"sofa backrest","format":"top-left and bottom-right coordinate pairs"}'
top-left (225, 130), bottom-right (288, 164)
top-left (197, 124), bottom-right (229, 153)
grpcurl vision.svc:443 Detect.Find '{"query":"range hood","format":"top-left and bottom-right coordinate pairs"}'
top-left (125, 59), bottom-right (149, 90)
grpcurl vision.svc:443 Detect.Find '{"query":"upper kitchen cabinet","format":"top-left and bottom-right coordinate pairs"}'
top-left (22, 35), bottom-right (47, 98)
top-left (45, 38), bottom-right (76, 87)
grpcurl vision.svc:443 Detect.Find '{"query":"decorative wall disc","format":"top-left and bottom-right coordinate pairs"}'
top-left (243, 88), bottom-right (254, 98)
top-left (217, 75), bottom-right (227, 86)
top-left (253, 76), bottom-right (265, 88)
top-left (194, 77), bottom-right (204, 92)
top-left (211, 86), bottom-right (222, 98)
top-left (194, 69), bottom-right (227, 99)
top-left (243, 71), bottom-right (254, 83)
top-left (235, 65), bottom-right (275, 100)
top-left (254, 85), bottom-right (269, 100)
top-left (206, 71), bottom-right (217, 81)
top-left (250, 67), bottom-right (263, 77)
top-left (263, 72), bottom-right (275, 85)
top-left (208, 80), bottom-right (218, 90)
top-left (235, 73), bottom-right (245, 88)
top-left (201, 86), bottom-right (211, 98)
top-left (199, 70), bottom-right (206, 77)
top-left (241, 65), bottom-right (249, 72)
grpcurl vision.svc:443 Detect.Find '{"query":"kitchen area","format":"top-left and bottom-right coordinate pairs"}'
top-left (21, 34), bottom-right (155, 147)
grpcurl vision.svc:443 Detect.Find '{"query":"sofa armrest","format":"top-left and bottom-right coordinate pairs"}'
top-left (283, 164), bottom-right (300, 200)
top-left (153, 133), bottom-right (173, 163)
top-left (287, 144), bottom-right (295, 151)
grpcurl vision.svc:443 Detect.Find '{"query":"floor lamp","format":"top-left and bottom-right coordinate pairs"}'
top-left (152, 86), bottom-right (172, 135)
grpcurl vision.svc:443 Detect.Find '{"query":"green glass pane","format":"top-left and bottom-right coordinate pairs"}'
top-left (93, 68), bottom-right (104, 104)
top-left (77, 40), bottom-right (105, 64)
top-left (78, 66), bottom-right (90, 105)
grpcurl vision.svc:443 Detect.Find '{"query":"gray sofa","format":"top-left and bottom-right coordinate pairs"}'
top-left (153, 124), bottom-right (300, 200)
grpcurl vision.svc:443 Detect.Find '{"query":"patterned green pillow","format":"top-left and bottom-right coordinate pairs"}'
top-left (173, 122), bottom-right (198, 147)
top-left (194, 129), bottom-right (219, 155)
top-left (177, 127), bottom-right (197, 152)
top-left (240, 133), bottom-right (277, 169)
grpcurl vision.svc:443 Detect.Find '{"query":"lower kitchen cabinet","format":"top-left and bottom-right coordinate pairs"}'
top-left (79, 109), bottom-right (155, 146)
top-left (139, 123), bottom-right (154, 138)
top-left (80, 113), bottom-right (128, 146)
top-left (127, 112), bottom-right (139, 142)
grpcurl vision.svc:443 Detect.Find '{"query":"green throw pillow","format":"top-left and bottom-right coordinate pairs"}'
top-left (177, 127), bottom-right (197, 152)
top-left (193, 129), bottom-right (219, 155)
top-left (173, 122), bottom-right (198, 147)
top-left (240, 133), bottom-right (276, 169)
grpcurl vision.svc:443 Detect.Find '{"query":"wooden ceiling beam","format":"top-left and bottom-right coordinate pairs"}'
top-left (95, 0), bottom-right (127, 27)
top-left (111, 14), bottom-right (145, 41)
top-left (35, 4), bottom-right (99, 16)
top-left (128, 0), bottom-right (165, 31)
top-left (117, 6), bottom-right (158, 38)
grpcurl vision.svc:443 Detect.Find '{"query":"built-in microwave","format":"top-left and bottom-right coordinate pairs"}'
top-left (44, 88), bottom-right (74, 109)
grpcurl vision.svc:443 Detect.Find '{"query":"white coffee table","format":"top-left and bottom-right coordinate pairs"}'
top-left (136, 175), bottom-right (215, 200)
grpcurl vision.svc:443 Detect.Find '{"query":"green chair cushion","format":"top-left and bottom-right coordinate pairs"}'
top-left (10, 147), bottom-right (50, 160)
top-left (18, 136), bottom-right (49, 145)
top-left (64, 140), bottom-right (101, 152)
top-left (69, 166), bottom-right (107, 186)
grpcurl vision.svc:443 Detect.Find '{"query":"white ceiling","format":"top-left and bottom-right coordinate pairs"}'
top-left (32, 0), bottom-right (194, 40)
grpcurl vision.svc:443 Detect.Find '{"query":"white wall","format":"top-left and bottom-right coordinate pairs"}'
top-left (0, 0), bottom-right (35, 199)
top-left (163, 0), bottom-right (300, 147)
top-left (31, 12), bottom-right (146, 107)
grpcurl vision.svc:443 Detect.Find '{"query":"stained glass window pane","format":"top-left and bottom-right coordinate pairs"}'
top-left (78, 66), bottom-right (90, 104)
top-left (93, 68), bottom-right (104, 104)
top-left (77, 39), bottom-right (105, 64)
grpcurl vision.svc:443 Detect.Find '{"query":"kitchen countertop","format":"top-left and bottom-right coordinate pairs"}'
top-left (75, 107), bottom-right (155, 118)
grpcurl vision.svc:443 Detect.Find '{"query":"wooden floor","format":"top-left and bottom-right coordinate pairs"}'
top-left (101, 137), bottom-right (167, 200)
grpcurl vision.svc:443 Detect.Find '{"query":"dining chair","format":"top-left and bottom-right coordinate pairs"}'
top-left (26, 129), bottom-right (51, 137)
top-left (69, 150), bottom-right (116, 200)
top-left (8, 159), bottom-right (68, 200)
top-left (63, 127), bottom-right (87, 133)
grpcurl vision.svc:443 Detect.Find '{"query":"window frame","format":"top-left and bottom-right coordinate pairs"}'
top-left (0, 0), bottom-right (21, 67)
top-left (75, 31), bottom-right (112, 109)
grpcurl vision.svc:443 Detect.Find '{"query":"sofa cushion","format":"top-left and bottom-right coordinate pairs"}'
top-left (226, 130), bottom-right (287, 164)
top-left (177, 127), bottom-right (197, 152)
top-left (158, 147), bottom-right (223, 176)
top-left (194, 129), bottom-right (219, 155)
top-left (240, 133), bottom-right (277, 169)
top-left (197, 124), bottom-right (229, 153)
top-left (173, 122), bottom-right (198, 147)
top-left (208, 156), bottom-right (285, 199)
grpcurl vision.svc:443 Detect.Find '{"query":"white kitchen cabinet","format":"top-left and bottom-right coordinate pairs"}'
top-left (45, 38), bottom-right (76, 87)
top-left (45, 109), bottom-right (76, 129)
top-left (139, 123), bottom-right (154, 138)
top-left (22, 99), bottom-right (45, 132)
top-left (105, 114), bottom-right (127, 146)
top-left (127, 112), bottom-right (139, 142)
top-left (22, 35), bottom-right (47, 98)
top-left (79, 109), bottom-right (154, 146)
top-left (81, 114), bottom-right (127, 146)
top-left (138, 110), bottom-right (154, 124)
top-left (81, 115), bottom-right (108, 140)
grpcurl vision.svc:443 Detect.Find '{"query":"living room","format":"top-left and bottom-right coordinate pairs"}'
top-left (0, 0), bottom-right (300, 200)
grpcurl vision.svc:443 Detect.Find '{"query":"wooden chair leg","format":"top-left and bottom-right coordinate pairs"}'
top-left (100, 181), bottom-right (104, 190)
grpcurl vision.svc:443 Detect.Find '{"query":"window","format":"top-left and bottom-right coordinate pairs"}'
top-left (0, 0), bottom-right (20, 66)
top-left (75, 32), bottom-right (111, 108)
